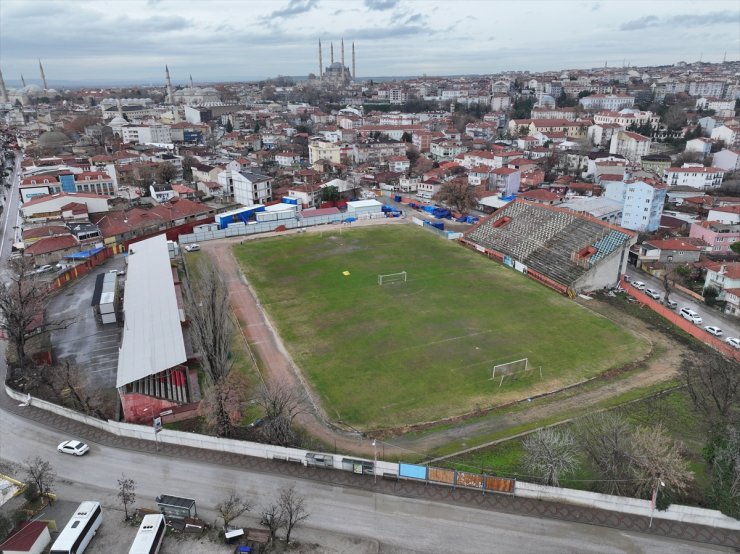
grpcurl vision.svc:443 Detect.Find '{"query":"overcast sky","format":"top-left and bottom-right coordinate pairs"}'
top-left (1, 0), bottom-right (738, 86)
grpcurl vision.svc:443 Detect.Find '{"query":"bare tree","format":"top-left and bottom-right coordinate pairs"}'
top-left (117, 475), bottom-right (136, 520)
top-left (681, 353), bottom-right (740, 429)
top-left (0, 257), bottom-right (71, 380)
top-left (256, 383), bottom-right (308, 446)
top-left (522, 427), bottom-right (578, 487)
top-left (199, 372), bottom-right (250, 437)
top-left (278, 485), bottom-right (309, 544)
top-left (577, 412), bottom-right (634, 496)
top-left (23, 457), bottom-right (56, 498)
top-left (216, 490), bottom-right (252, 531)
top-left (183, 260), bottom-right (233, 386)
top-left (156, 162), bottom-right (178, 184)
top-left (260, 502), bottom-right (284, 541)
top-left (628, 424), bottom-right (693, 498)
top-left (433, 180), bottom-right (478, 214)
top-left (47, 361), bottom-right (107, 418)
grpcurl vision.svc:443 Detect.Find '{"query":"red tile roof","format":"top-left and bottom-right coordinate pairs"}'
top-left (644, 238), bottom-right (702, 251)
top-left (0, 521), bottom-right (49, 551)
top-left (704, 262), bottom-right (740, 280)
top-left (22, 225), bottom-right (69, 240)
top-left (621, 131), bottom-right (650, 142)
top-left (521, 189), bottom-right (560, 201)
top-left (22, 192), bottom-right (112, 208)
top-left (25, 234), bottom-right (79, 255)
top-left (666, 166), bottom-right (724, 173)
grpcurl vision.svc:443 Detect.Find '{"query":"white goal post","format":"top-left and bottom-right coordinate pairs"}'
top-left (378, 271), bottom-right (407, 285)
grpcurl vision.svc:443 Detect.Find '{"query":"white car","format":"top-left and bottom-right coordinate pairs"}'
top-left (632, 281), bottom-right (646, 290)
top-left (724, 337), bottom-right (740, 349)
top-left (704, 326), bottom-right (723, 337)
top-left (644, 288), bottom-right (661, 300)
top-left (57, 440), bottom-right (90, 456)
top-left (184, 244), bottom-right (200, 252)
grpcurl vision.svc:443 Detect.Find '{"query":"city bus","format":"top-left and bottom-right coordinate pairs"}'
top-left (49, 501), bottom-right (103, 554)
top-left (128, 514), bottom-right (166, 554)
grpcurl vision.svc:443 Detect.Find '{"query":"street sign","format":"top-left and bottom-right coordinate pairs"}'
top-left (153, 416), bottom-right (162, 433)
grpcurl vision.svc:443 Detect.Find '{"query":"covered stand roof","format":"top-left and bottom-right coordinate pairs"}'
top-left (116, 234), bottom-right (186, 388)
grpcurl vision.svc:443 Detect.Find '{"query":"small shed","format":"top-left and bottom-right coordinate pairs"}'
top-left (346, 199), bottom-right (382, 217)
top-left (0, 521), bottom-right (51, 554)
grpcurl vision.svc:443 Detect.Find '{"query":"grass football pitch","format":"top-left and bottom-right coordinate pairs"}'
top-left (235, 225), bottom-right (649, 429)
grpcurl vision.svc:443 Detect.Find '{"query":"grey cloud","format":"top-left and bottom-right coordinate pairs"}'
top-left (364, 0), bottom-right (399, 11)
top-left (268, 0), bottom-right (319, 20)
top-left (621, 11), bottom-right (738, 31)
top-left (405, 13), bottom-right (425, 25)
top-left (343, 24), bottom-right (428, 40)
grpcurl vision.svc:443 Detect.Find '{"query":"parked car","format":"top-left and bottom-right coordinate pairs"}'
top-left (632, 281), bottom-right (646, 290)
top-left (664, 299), bottom-right (678, 310)
top-left (35, 264), bottom-right (54, 274)
top-left (644, 288), bottom-right (661, 300)
top-left (57, 440), bottom-right (90, 456)
top-left (704, 325), bottom-right (723, 337)
top-left (724, 337), bottom-right (740, 349)
top-left (680, 307), bottom-right (703, 325)
top-left (184, 244), bottom-right (200, 252)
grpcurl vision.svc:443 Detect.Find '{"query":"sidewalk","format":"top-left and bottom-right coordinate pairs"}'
top-left (0, 358), bottom-right (737, 549)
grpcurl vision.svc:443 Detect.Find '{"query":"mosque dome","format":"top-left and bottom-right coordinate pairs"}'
top-left (20, 84), bottom-right (44, 96)
top-left (38, 130), bottom-right (72, 149)
top-left (109, 115), bottom-right (128, 127)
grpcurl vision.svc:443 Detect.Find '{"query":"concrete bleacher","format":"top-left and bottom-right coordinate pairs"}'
top-left (465, 200), bottom-right (631, 288)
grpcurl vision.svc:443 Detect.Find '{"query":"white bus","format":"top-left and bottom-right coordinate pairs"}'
top-left (128, 514), bottom-right (166, 554)
top-left (49, 501), bottom-right (103, 554)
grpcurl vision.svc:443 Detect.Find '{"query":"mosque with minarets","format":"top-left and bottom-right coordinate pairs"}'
top-left (0, 60), bottom-right (60, 106)
top-left (315, 39), bottom-right (356, 85)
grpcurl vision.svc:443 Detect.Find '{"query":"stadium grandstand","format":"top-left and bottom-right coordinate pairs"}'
top-left (461, 199), bottom-right (635, 294)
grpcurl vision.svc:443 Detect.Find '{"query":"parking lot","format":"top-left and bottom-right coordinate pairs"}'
top-left (47, 256), bottom-right (127, 388)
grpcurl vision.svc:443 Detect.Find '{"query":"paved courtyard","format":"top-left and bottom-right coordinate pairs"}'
top-left (47, 255), bottom-right (127, 389)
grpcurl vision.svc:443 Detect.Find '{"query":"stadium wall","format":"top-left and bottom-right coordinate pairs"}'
top-left (458, 238), bottom-right (569, 295)
top-left (571, 242), bottom-right (629, 292)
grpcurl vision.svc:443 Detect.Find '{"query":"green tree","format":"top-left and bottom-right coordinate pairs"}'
top-left (225, 120), bottom-right (234, 133)
top-left (730, 241), bottom-right (740, 255)
top-left (511, 96), bottom-right (535, 119)
top-left (321, 185), bottom-right (340, 202)
top-left (704, 285), bottom-right (719, 306)
top-left (400, 131), bottom-right (412, 143)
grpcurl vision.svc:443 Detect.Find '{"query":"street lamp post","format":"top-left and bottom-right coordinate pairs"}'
top-left (648, 475), bottom-right (665, 528)
top-left (372, 440), bottom-right (377, 484)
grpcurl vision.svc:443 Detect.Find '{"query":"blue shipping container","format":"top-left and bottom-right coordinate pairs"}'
top-left (394, 195), bottom-right (402, 202)
top-left (431, 222), bottom-right (445, 230)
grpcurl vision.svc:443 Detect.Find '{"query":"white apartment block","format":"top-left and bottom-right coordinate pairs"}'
top-left (430, 140), bottom-right (467, 161)
top-left (688, 81), bottom-right (726, 98)
top-left (217, 170), bottom-right (272, 205)
top-left (604, 178), bottom-right (667, 232)
top-left (579, 94), bottom-right (635, 111)
top-left (593, 110), bottom-right (660, 129)
top-left (609, 130), bottom-right (651, 163)
top-left (664, 164), bottom-right (725, 190)
top-left (711, 125), bottom-right (740, 148)
top-left (695, 97), bottom-right (736, 116)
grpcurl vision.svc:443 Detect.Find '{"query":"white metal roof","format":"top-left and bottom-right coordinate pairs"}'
top-left (116, 234), bottom-right (186, 388)
top-left (347, 199), bottom-right (382, 208)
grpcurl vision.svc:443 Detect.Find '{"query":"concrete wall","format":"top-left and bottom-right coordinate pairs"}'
top-left (6, 382), bottom-right (739, 531)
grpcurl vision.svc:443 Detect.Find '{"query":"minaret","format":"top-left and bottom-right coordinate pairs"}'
top-left (318, 39), bottom-right (323, 80)
top-left (21, 74), bottom-right (26, 87)
top-left (116, 98), bottom-right (123, 117)
top-left (352, 42), bottom-right (356, 80)
top-left (165, 65), bottom-right (174, 104)
top-left (190, 74), bottom-right (194, 88)
top-left (39, 59), bottom-right (48, 90)
top-left (0, 68), bottom-right (9, 104)
top-left (341, 38), bottom-right (345, 81)
top-left (330, 42), bottom-right (334, 64)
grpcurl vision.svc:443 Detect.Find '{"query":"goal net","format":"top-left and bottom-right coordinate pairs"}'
top-left (491, 358), bottom-right (530, 387)
top-left (378, 271), bottom-right (407, 286)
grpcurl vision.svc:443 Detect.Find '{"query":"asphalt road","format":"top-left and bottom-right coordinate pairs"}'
top-left (0, 405), bottom-right (733, 554)
top-left (0, 150), bottom-right (21, 264)
top-left (625, 266), bottom-right (740, 339)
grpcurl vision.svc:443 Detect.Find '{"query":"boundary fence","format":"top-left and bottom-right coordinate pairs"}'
top-left (5, 383), bottom-right (739, 531)
top-left (621, 278), bottom-right (740, 361)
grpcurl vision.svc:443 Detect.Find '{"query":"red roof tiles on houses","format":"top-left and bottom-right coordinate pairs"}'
top-left (25, 234), bottom-right (79, 255)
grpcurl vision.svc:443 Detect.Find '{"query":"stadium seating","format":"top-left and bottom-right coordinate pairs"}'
top-left (465, 200), bottom-right (631, 288)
